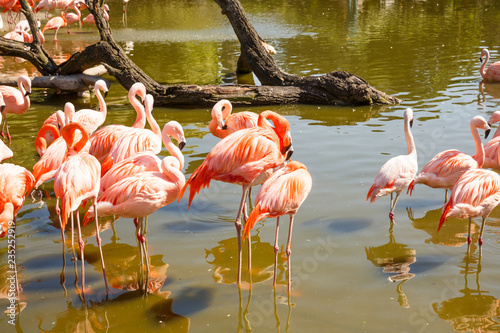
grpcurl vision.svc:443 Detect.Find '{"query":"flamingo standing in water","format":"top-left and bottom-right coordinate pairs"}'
top-left (42, 11), bottom-right (67, 42)
top-left (209, 99), bottom-right (259, 139)
top-left (100, 94), bottom-right (161, 174)
top-left (89, 82), bottom-right (147, 163)
top-left (0, 96), bottom-right (12, 161)
top-left (408, 116), bottom-right (490, 200)
top-left (54, 122), bottom-right (108, 294)
top-left (479, 49), bottom-right (500, 82)
top-left (0, 75), bottom-right (31, 141)
top-left (439, 168), bottom-right (500, 254)
top-left (179, 110), bottom-right (293, 284)
top-left (99, 120), bottom-right (186, 194)
top-left (483, 111), bottom-right (500, 169)
top-left (82, 3), bottom-right (109, 25)
top-left (84, 121), bottom-right (186, 292)
top-left (367, 108), bottom-right (418, 221)
top-left (242, 160), bottom-right (312, 291)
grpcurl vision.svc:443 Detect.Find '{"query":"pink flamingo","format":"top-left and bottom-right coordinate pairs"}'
top-left (83, 122), bottom-right (186, 292)
top-left (209, 99), bottom-right (259, 139)
top-left (64, 0), bottom-right (81, 31)
top-left (480, 49), bottom-right (500, 82)
top-left (242, 160), bottom-right (312, 291)
top-left (35, 123), bottom-right (61, 157)
top-left (54, 122), bottom-right (108, 294)
top-left (43, 109), bottom-right (66, 129)
top-left (70, 80), bottom-right (109, 134)
top-left (483, 111), bottom-right (500, 169)
top-left (179, 110), bottom-right (293, 284)
top-left (42, 11), bottom-right (68, 42)
top-left (367, 108), bottom-right (418, 221)
top-left (0, 95), bottom-right (12, 161)
top-left (0, 75), bottom-right (31, 141)
top-left (408, 116), bottom-right (491, 199)
top-left (89, 82), bottom-right (147, 163)
top-left (100, 94), bottom-right (161, 174)
top-left (99, 120), bottom-right (186, 194)
top-left (439, 168), bottom-right (500, 253)
top-left (82, 3), bottom-right (109, 25)
top-left (3, 29), bottom-right (30, 42)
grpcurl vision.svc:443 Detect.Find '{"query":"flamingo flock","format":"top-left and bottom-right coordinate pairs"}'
top-left (367, 104), bottom-right (500, 256)
top-left (0, 76), bottom-right (312, 301)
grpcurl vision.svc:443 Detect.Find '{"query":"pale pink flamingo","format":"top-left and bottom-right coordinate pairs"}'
top-left (100, 94), bottom-right (161, 174)
top-left (242, 160), bottom-right (312, 291)
top-left (209, 99), bottom-right (259, 139)
top-left (439, 168), bottom-right (500, 253)
top-left (82, 3), bottom-right (109, 25)
top-left (408, 116), bottom-right (491, 199)
top-left (179, 110), bottom-right (293, 284)
top-left (480, 49), bottom-right (500, 82)
top-left (89, 82), bottom-right (147, 163)
top-left (43, 109), bottom-right (66, 129)
top-left (70, 80), bottom-right (108, 134)
top-left (367, 108), bottom-right (417, 221)
top-left (35, 123), bottom-right (60, 157)
top-left (35, 0), bottom-right (75, 16)
top-left (64, 0), bottom-right (81, 31)
top-left (83, 122), bottom-right (186, 292)
top-left (42, 11), bottom-right (67, 42)
top-left (0, 75), bottom-right (31, 141)
top-left (99, 120), bottom-right (186, 194)
top-left (483, 110), bottom-right (500, 169)
top-left (3, 30), bottom-right (30, 42)
top-left (53, 122), bottom-right (108, 294)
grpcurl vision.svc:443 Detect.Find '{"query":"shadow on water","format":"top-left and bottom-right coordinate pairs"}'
top-left (433, 254), bottom-right (500, 332)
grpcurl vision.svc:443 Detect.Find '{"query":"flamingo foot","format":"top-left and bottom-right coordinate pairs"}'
top-left (0, 131), bottom-right (4, 138)
top-left (6, 133), bottom-right (10, 142)
top-left (467, 236), bottom-right (472, 244)
top-left (479, 238), bottom-right (483, 246)
top-left (389, 212), bottom-right (395, 221)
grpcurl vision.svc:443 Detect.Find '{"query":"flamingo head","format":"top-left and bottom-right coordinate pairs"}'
top-left (487, 110), bottom-right (500, 128)
top-left (480, 49), bottom-right (489, 63)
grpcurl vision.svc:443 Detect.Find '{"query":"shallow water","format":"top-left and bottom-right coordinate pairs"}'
top-left (1, 0), bottom-right (500, 332)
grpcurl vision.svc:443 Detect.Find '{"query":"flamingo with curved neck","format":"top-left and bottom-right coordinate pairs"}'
top-left (89, 82), bottom-right (147, 163)
top-left (408, 115), bottom-right (491, 199)
top-left (54, 122), bottom-right (108, 295)
top-left (483, 111), bottom-right (500, 168)
top-left (367, 108), bottom-right (418, 221)
top-left (99, 120), bottom-right (186, 194)
top-left (480, 49), bottom-right (500, 82)
top-left (209, 99), bottom-right (259, 139)
top-left (0, 75), bottom-right (31, 140)
top-left (35, 123), bottom-right (61, 157)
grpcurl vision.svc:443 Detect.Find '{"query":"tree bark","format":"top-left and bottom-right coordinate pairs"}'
top-left (0, 0), bottom-right (400, 107)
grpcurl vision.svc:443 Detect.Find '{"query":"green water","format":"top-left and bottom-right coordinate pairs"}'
top-left (1, 0), bottom-right (500, 332)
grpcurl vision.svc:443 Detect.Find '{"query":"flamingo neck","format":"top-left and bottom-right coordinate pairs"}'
top-left (145, 110), bottom-right (161, 141)
top-left (160, 155), bottom-right (184, 184)
top-left (405, 118), bottom-right (417, 158)
top-left (18, 79), bottom-right (30, 109)
top-left (131, 103), bottom-right (146, 129)
top-left (480, 52), bottom-right (489, 79)
top-left (96, 85), bottom-right (107, 118)
top-left (471, 122), bottom-right (485, 167)
top-left (164, 136), bottom-right (184, 171)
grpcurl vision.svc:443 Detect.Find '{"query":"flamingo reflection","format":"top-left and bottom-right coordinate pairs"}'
top-left (433, 254), bottom-right (500, 331)
top-left (365, 221), bottom-right (416, 308)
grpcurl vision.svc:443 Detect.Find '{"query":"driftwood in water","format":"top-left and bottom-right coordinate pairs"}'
top-left (0, 0), bottom-right (400, 107)
top-left (0, 72), bottom-right (109, 92)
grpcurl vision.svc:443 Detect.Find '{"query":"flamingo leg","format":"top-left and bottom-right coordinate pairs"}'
top-left (467, 217), bottom-right (472, 253)
top-left (235, 184), bottom-right (250, 285)
top-left (273, 216), bottom-right (280, 286)
top-left (286, 214), bottom-right (295, 294)
top-left (75, 210), bottom-right (86, 296)
top-left (478, 217), bottom-right (486, 256)
top-left (142, 216), bottom-right (150, 294)
top-left (389, 192), bottom-right (401, 221)
top-left (54, 27), bottom-right (60, 42)
top-left (136, 217), bottom-right (144, 291)
top-left (93, 199), bottom-right (109, 295)
top-left (0, 114), bottom-right (5, 138)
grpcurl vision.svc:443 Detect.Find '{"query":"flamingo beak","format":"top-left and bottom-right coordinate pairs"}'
top-left (410, 119), bottom-right (413, 128)
top-left (0, 105), bottom-right (4, 113)
top-left (178, 141), bottom-right (186, 151)
top-left (104, 91), bottom-right (108, 98)
top-left (485, 128), bottom-right (491, 139)
top-left (285, 145), bottom-right (294, 161)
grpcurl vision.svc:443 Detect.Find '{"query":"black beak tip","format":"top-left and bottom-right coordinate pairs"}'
top-left (104, 91), bottom-right (109, 98)
top-left (222, 124), bottom-right (228, 130)
top-left (0, 105), bottom-right (5, 113)
top-left (178, 141), bottom-right (186, 151)
top-left (485, 128), bottom-right (491, 139)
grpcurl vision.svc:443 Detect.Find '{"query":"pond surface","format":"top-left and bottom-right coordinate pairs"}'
top-left (2, 0), bottom-right (500, 332)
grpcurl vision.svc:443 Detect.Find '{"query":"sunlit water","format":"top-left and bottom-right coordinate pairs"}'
top-left (1, 0), bottom-right (500, 332)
